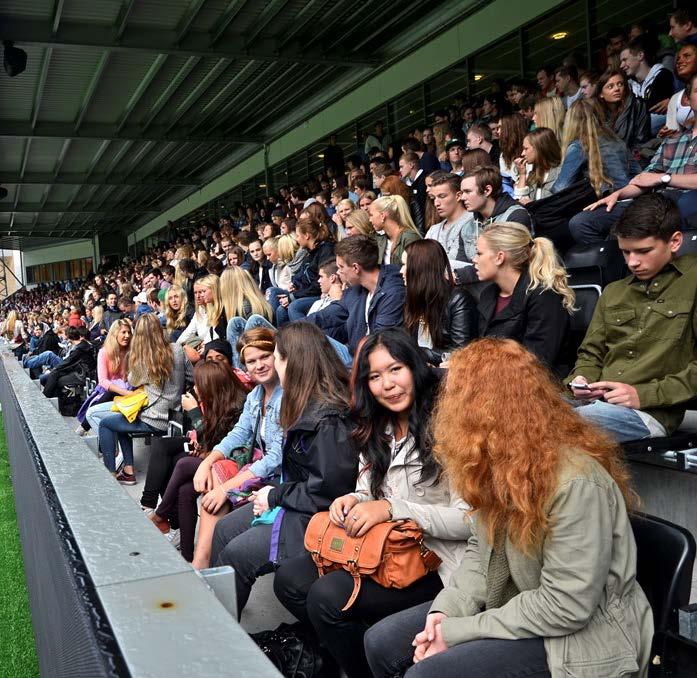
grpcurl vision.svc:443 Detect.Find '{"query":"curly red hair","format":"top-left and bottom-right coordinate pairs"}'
top-left (432, 338), bottom-right (635, 553)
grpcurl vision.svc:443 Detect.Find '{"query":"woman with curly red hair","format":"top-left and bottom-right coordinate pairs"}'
top-left (365, 338), bottom-right (653, 678)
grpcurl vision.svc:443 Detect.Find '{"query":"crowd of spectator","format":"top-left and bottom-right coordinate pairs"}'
top-left (1, 7), bottom-right (697, 676)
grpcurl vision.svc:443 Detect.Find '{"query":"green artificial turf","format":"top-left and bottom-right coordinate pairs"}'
top-left (0, 415), bottom-right (40, 678)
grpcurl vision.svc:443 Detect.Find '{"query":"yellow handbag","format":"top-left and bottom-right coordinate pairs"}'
top-left (111, 388), bottom-right (149, 423)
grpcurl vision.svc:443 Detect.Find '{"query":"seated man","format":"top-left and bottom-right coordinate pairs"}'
top-left (572, 71), bottom-right (697, 243)
top-left (569, 194), bottom-right (697, 442)
top-left (23, 325), bottom-right (68, 370)
top-left (308, 235), bottom-right (405, 355)
top-left (460, 165), bottom-right (532, 231)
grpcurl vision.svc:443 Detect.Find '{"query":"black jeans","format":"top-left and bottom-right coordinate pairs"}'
top-left (364, 601), bottom-right (551, 678)
top-left (210, 502), bottom-right (274, 616)
top-left (274, 552), bottom-right (443, 678)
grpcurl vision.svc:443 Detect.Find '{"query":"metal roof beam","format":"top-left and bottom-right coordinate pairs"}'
top-left (30, 48), bottom-right (52, 129)
top-left (244, 0), bottom-right (288, 47)
top-left (8, 203), bottom-right (158, 214)
top-left (0, 121), bottom-right (262, 144)
top-left (51, 0), bottom-right (65, 34)
top-left (115, 0), bottom-right (137, 41)
top-left (277, 0), bottom-right (329, 49)
top-left (1, 172), bottom-right (199, 186)
top-left (209, 0), bottom-right (248, 46)
top-left (0, 17), bottom-right (378, 67)
top-left (74, 52), bottom-right (111, 132)
top-left (176, 0), bottom-right (208, 44)
top-left (116, 54), bottom-right (168, 133)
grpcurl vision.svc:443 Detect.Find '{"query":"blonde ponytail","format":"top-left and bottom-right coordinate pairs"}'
top-left (481, 223), bottom-right (575, 313)
top-left (372, 195), bottom-right (420, 235)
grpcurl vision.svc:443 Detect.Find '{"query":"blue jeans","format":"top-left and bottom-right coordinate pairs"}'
top-left (226, 315), bottom-right (275, 369)
top-left (276, 296), bottom-right (319, 326)
top-left (265, 287), bottom-right (287, 314)
top-left (574, 400), bottom-right (651, 442)
top-left (85, 399), bottom-right (116, 435)
top-left (24, 350), bottom-right (62, 370)
top-left (98, 413), bottom-right (158, 472)
top-left (365, 601), bottom-right (551, 678)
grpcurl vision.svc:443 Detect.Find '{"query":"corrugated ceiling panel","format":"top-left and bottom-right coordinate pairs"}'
top-left (26, 139), bottom-right (65, 172)
top-left (18, 185), bottom-right (46, 202)
top-left (219, 1), bottom-right (269, 37)
top-left (86, 52), bottom-right (160, 124)
top-left (264, 0), bottom-right (320, 40)
top-left (59, 139), bottom-right (105, 173)
top-left (0, 139), bottom-right (29, 172)
top-left (1, 0), bottom-right (52, 19)
top-left (0, 45), bottom-right (46, 120)
top-left (128, 0), bottom-right (191, 30)
top-left (36, 47), bottom-right (106, 122)
top-left (49, 185), bottom-right (78, 202)
top-left (60, 0), bottom-right (122, 25)
top-left (189, 0), bottom-right (231, 33)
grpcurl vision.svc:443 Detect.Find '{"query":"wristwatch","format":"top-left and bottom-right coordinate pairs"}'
top-left (661, 173), bottom-right (672, 186)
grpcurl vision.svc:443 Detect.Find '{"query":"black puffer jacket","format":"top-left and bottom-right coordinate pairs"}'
top-left (291, 240), bottom-right (335, 299)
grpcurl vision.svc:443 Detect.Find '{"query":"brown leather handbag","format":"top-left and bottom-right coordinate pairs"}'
top-left (304, 512), bottom-right (441, 611)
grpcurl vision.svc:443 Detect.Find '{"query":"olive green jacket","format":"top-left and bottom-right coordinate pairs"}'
top-left (569, 254), bottom-right (697, 433)
top-left (431, 452), bottom-right (653, 677)
top-left (376, 229), bottom-right (421, 266)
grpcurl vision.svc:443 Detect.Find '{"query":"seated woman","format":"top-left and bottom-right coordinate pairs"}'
top-left (513, 127), bottom-right (562, 204)
top-left (87, 304), bottom-right (107, 340)
top-left (188, 327), bottom-right (282, 568)
top-left (273, 329), bottom-right (470, 678)
top-left (206, 322), bottom-right (357, 615)
top-left (144, 359), bottom-right (248, 560)
top-left (263, 236), bottom-right (296, 291)
top-left (176, 274), bottom-right (227, 363)
top-left (332, 198), bottom-right (357, 239)
top-left (364, 338), bottom-right (652, 678)
top-left (163, 284), bottom-right (192, 342)
top-left (551, 99), bottom-right (638, 198)
top-left (80, 319), bottom-right (133, 435)
top-left (369, 195), bottom-right (422, 265)
top-left (273, 217), bottom-right (335, 325)
top-left (220, 266), bottom-right (275, 369)
top-left (474, 222), bottom-right (574, 370)
top-left (664, 44), bottom-right (697, 135)
top-left (401, 240), bottom-right (477, 365)
top-left (99, 314), bottom-right (193, 485)
top-left (344, 209), bottom-right (374, 237)
top-left (595, 69), bottom-right (651, 153)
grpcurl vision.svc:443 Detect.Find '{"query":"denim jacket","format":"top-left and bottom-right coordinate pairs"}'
top-left (214, 383), bottom-right (283, 479)
top-left (552, 136), bottom-right (639, 195)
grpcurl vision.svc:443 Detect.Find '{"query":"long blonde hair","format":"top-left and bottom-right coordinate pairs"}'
top-left (561, 99), bottom-right (612, 197)
top-left (90, 304), bottom-right (104, 328)
top-left (371, 195), bottom-right (420, 235)
top-left (4, 310), bottom-right (18, 337)
top-left (345, 209), bottom-right (374, 236)
top-left (128, 313), bottom-right (174, 387)
top-left (102, 318), bottom-right (131, 375)
top-left (219, 267), bottom-right (273, 321)
top-left (533, 97), bottom-right (566, 140)
top-left (164, 285), bottom-right (189, 330)
top-left (193, 274), bottom-right (223, 327)
top-left (481, 222), bottom-right (575, 312)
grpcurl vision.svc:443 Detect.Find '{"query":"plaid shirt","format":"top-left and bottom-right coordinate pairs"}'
top-left (646, 130), bottom-right (697, 174)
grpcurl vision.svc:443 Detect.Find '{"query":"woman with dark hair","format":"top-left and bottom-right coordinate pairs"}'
top-left (498, 113), bottom-right (529, 195)
top-left (274, 217), bottom-right (335, 325)
top-left (401, 240), bottom-right (477, 365)
top-left (513, 127), bottom-right (562, 203)
top-left (364, 338), bottom-right (652, 678)
top-left (595, 69), bottom-right (650, 152)
top-left (142, 359), bottom-right (248, 560)
top-left (209, 322), bottom-right (357, 615)
top-left (273, 329), bottom-right (470, 678)
top-left (227, 245), bottom-right (246, 267)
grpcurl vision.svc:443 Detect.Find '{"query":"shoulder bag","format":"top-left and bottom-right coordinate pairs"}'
top-left (304, 512), bottom-right (441, 611)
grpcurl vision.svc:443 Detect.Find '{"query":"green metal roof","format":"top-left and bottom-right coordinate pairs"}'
top-left (0, 0), bottom-right (481, 250)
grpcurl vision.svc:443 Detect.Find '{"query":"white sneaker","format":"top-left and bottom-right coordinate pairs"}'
top-left (166, 528), bottom-right (181, 549)
top-left (75, 425), bottom-right (87, 436)
top-left (141, 507), bottom-right (156, 518)
top-left (114, 451), bottom-right (124, 472)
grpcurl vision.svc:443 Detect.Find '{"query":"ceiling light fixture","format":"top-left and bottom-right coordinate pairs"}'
top-left (551, 31), bottom-right (568, 40)
top-left (474, 74), bottom-right (484, 81)
top-left (3, 41), bottom-right (27, 77)
top-left (317, 153), bottom-right (325, 158)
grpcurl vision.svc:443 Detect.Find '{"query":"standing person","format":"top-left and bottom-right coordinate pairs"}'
top-left (474, 222), bottom-right (575, 370)
top-left (369, 195), bottom-right (422, 266)
top-left (81, 319), bottom-right (133, 435)
top-left (401, 240), bottom-right (477, 365)
top-left (364, 338), bottom-right (652, 678)
top-left (399, 151), bottom-right (428, 233)
top-left (146, 359), bottom-right (249, 562)
top-left (208, 323), bottom-right (357, 615)
top-left (595, 69), bottom-right (651, 152)
top-left (98, 314), bottom-right (192, 485)
top-left (273, 329), bottom-right (470, 678)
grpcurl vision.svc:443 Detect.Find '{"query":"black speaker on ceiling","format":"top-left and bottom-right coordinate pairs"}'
top-left (3, 41), bottom-right (27, 77)
top-left (0, 186), bottom-right (8, 201)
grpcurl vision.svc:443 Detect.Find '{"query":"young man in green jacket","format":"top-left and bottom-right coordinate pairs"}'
top-left (569, 193), bottom-right (697, 441)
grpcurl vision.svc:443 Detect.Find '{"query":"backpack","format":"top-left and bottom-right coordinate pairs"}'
top-left (57, 371), bottom-right (88, 416)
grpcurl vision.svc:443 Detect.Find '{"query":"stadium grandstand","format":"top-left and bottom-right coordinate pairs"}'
top-left (1, 0), bottom-right (697, 676)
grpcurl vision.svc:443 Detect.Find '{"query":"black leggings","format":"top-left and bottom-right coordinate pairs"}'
top-left (155, 455), bottom-right (202, 562)
top-left (273, 551), bottom-right (443, 678)
top-left (140, 436), bottom-right (188, 509)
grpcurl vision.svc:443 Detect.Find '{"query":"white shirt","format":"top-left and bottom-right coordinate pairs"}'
top-left (364, 291), bottom-right (374, 334)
